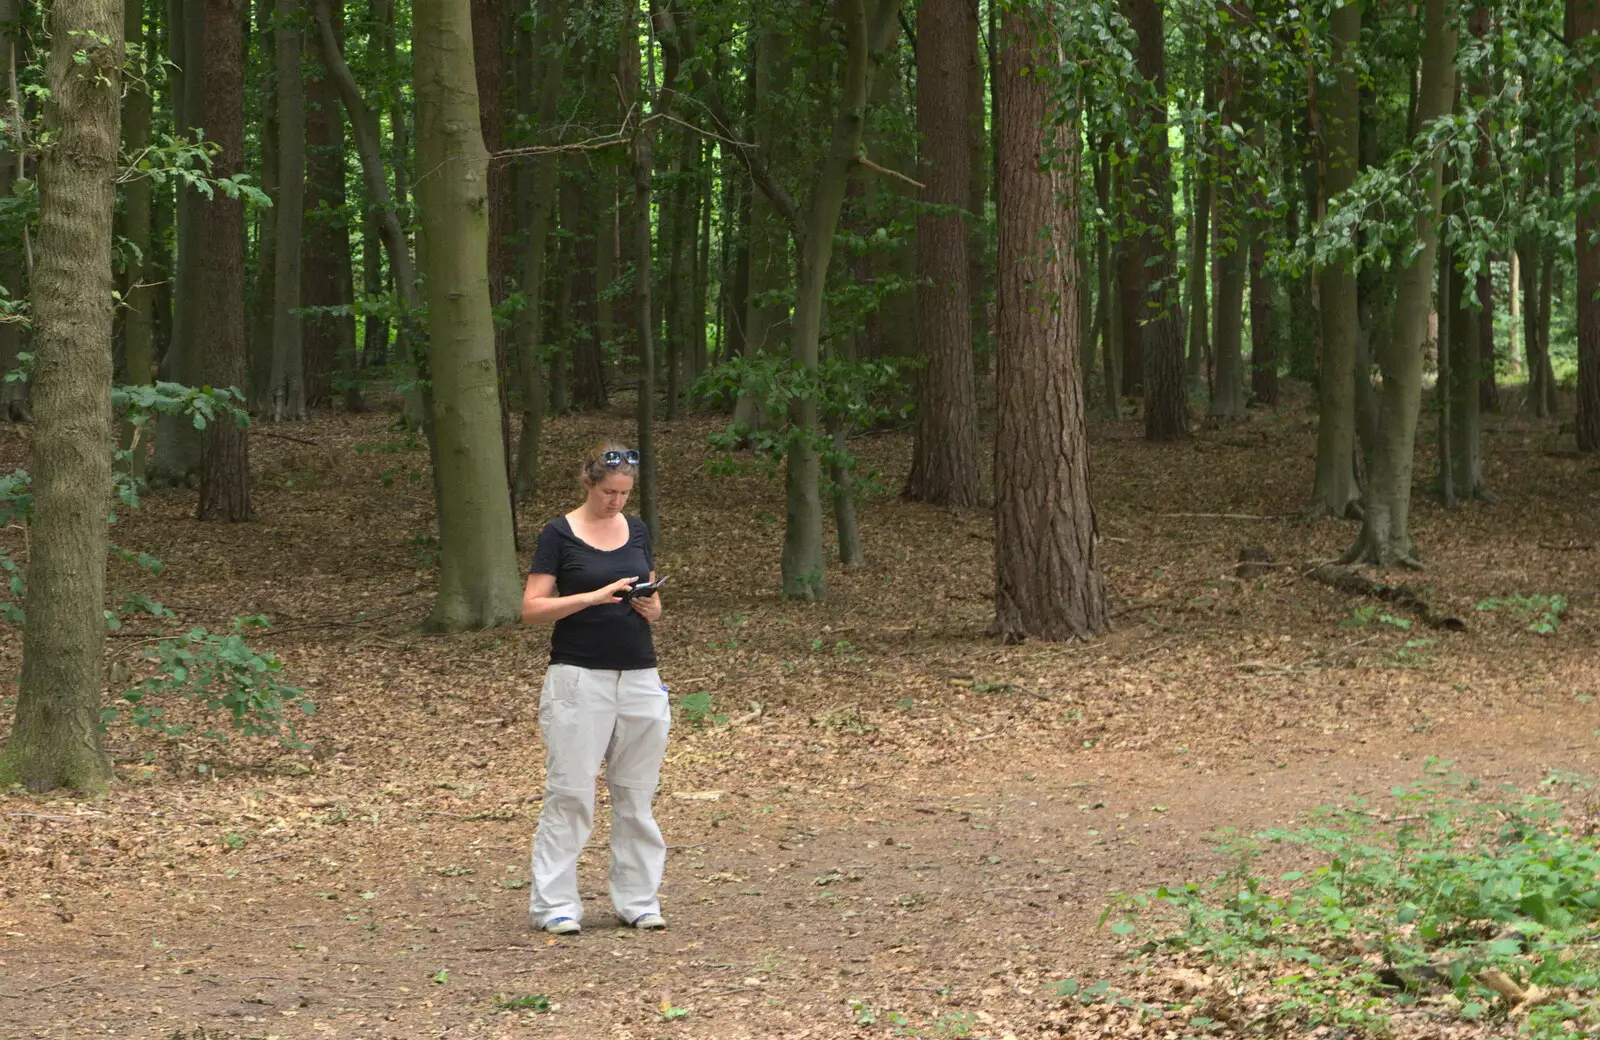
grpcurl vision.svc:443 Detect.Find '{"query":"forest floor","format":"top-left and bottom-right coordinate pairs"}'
top-left (0, 383), bottom-right (1598, 1040)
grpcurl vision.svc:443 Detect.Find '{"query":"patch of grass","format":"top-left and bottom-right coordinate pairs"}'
top-left (1476, 594), bottom-right (1567, 635)
top-left (1102, 770), bottom-right (1600, 1038)
top-left (493, 994), bottom-right (550, 1012)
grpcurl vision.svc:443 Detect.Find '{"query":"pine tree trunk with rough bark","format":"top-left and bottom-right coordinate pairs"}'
top-left (1345, 0), bottom-right (1456, 566)
top-left (414, 0), bottom-right (521, 630)
top-left (992, 1), bottom-right (1108, 644)
top-left (1313, 1), bottom-right (1360, 519)
top-left (196, 0), bottom-right (252, 521)
top-left (1, 0), bottom-right (121, 794)
top-left (904, 0), bottom-right (980, 507)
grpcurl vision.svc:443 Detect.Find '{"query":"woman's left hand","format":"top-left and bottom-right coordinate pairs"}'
top-left (630, 589), bottom-right (662, 623)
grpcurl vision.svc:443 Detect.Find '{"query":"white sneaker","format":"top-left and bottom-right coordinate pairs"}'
top-left (542, 916), bottom-right (580, 935)
top-left (627, 912), bottom-right (666, 930)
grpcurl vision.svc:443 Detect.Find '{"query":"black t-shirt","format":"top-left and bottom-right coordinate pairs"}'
top-left (529, 515), bottom-right (656, 671)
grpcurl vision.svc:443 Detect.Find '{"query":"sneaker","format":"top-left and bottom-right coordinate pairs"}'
top-left (542, 917), bottom-right (580, 935)
top-left (627, 912), bottom-right (667, 930)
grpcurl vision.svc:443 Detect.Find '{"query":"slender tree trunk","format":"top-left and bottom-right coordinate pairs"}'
top-left (0, 0), bottom-right (26, 421)
top-left (1345, 0), bottom-right (1456, 565)
top-left (1313, 2), bottom-right (1360, 518)
top-left (1186, 91), bottom-right (1212, 398)
top-left (1122, 0), bottom-right (1186, 440)
top-left (269, 0), bottom-right (307, 420)
top-left (1446, 240), bottom-right (1485, 497)
top-left (992, 1), bottom-right (1108, 643)
top-left (904, 0), bottom-right (981, 507)
top-left (414, 0), bottom-right (521, 630)
top-left (196, 0), bottom-right (252, 520)
top-left (1438, 242), bottom-right (1455, 507)
top-left (248, 0), bottom-right (278, 411)
top-left (151, 0), bottom-right (206, 480)
top-left (568, 157), bottom-right (606, 410)
top-left (511, 0), bottom-right (566, 501)
top-left (1, 0), bottom-right (121, 795)
top-left (1576, 0), bottom-right (1600, 450)
top-left (692, 137), bottom-right (711, 392)
top-left (1093, 140), bottom-right (1120, 418)
top-left (1113, 135), bottom-right (1145, 397)
top-left (1248, 115), bottom-right (1276, 406)
top-left (966, 22), bottom-right (989, 374)
top-left (302, 0), bottom-right (355, 410)
top-left (1539, 160), bottom-right (1559, 416)
top-left (118, 0), bottom-right (154, 468)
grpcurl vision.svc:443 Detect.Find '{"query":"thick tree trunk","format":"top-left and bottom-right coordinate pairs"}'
top-left (1345, 0), bottom-right (1456, 566)
top-left (903, 0), bottom-right (981, 507)
top-left (151, 0), bottom-right (206, 480)
top-left (1, 0), bottom-right (121, 795)
top-left (414, 0), bottom-right (521, 630)
top-left (511, 0), bottom-right (566, 501)
top-left (1313, 2), bottom-right (1360, 518)
top-left (301, 1), bottom-right (356, 410)
top-left (196, 0), bottom-right (252, 521)
top-left (992, 1), bottom-right (1108, 643)
top-left (1577, 0), bottom-right (1600, 450)
top-left (118, 0), bottom-right (154, 466)
top-left (1122, 0), bottom-right (1186, 440)
top-left (269, 0), bottom-right (307, 421)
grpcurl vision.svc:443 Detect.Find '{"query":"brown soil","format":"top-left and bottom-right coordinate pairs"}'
top-left (1, 388), bottom-right (1597, 1039)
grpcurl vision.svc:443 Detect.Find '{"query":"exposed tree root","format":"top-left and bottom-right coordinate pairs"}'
top-left (1305, 563), bottom-right (1465, 631)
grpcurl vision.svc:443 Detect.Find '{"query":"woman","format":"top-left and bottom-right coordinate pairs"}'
top-left (521, 443), bottom-right (668, 934)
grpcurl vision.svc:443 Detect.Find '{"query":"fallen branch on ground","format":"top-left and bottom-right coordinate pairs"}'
top-left (1303, 564), bottom-right (1466, 631)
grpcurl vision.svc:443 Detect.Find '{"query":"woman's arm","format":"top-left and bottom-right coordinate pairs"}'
top-left (521, 572), bottom-right (638, 625)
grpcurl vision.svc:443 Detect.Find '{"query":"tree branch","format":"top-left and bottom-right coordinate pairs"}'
top-left (856, 153), bottom-right (923, 189)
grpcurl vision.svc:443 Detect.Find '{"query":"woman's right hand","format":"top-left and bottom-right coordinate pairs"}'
top-left (587, 576), bottom-right (639, 607)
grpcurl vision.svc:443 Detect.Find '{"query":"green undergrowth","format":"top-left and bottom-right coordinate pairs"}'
top-left (1086, 764), bottom-right (1600, 1037)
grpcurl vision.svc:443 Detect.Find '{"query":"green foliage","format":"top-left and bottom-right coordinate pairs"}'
top-left (1103, 773), bottom-right (1600, 1038)
top-left (1338, 604), bottom-right (1413, 631)
top-left (493, 994), bottom-right (551, 1012)
top-left (1475, 594), bottom-right (1567, 635)
top-left (104, 616), bottom-right (313, 747)
top-left (677, 690), bottom-right (727, 728)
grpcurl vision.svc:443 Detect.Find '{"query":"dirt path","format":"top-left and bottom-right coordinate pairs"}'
top-left (3, 696), bottom-right (1596, 1040)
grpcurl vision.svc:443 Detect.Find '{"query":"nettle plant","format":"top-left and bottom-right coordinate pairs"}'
top-left (0, 381), bottom-right (313, 748)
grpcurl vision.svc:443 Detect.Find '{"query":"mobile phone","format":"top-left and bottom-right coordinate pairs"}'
top-left (621, 575), bottom-right (669, 601)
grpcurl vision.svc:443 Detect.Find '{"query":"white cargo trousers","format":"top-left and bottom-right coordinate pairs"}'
top-left (530, 663), bottom-right (670, 927)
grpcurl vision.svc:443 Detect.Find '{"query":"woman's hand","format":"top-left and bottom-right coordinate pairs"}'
top-left (588, 576), bottom-right (639, 608)
top-left (630, 587), bottom-right (662, 623)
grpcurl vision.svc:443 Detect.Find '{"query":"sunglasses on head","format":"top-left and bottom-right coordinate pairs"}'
top-left (602, 449), bottom-right (641, 466)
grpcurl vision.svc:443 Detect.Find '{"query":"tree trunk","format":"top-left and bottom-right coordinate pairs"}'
top-left (150, 0), bottom-right (206, 481)
top-left (248, 0), bottom-right (278, 412)
top-left (1122, 0), bottom-right (1186, 440)
top-left (1113, 135), bottom-right (1145, 398)
top-left (1577, 0), bottom-right (1600, 451)
top-left (778, 0), bottom-right (900, 601)
top-left (1093, 139), bottom-right (1120, 419)
top-left (567, 158), bottom-right (606, 410)
top-left (1445, 241), bottom-right (1485, 497)
top-left (1345, 0), bottom-right (1456, 566)
top-left (1248, 115), bottom-right (1276, 406)
top-left (1313, 1), bottom-right (1360, 519)
top-left (0, 0), bottom-right (26, 422)
top-left (904, 0), bottom-right (981, 507)
top-left (966, 22), bottom-right (989, 376)
top-left (1186, 93), bottom-right (1211, 398)
top-left (1209, 130), bottom-right (1246, 416)
top-left (511, 0), bottom-right (566, 501)
top-left (992, 1), bottom-right (1108, 643)
top-left (196, 0), bottom-right (252, 521)
top-left (269, 0), bottom-right (307, 420)
top-left (1437, 242), bottom-right (1455, 507)
top-left (1, 0), bottom-right (121, 795)
top-left (118, 0), bottom-right (154, 466)
top-left (301, 0), bottom-right (355, 410)
top-left (414, 0), bottom-right (522, 630)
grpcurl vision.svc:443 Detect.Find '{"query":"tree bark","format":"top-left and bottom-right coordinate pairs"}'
top-left (511, 0), bottom-right (566, 501)
top-left (1186, 82), bottom-right (1212, 399)
top-left (1092, 138), bottom-right (1120, 418)
top-left (1313, 2), bottom-right (1360, 519)
top-left (269, 0), bottom-right (307, 420)
top-left (992, 1), bottom-right (1108, 643)
top-left (1576, 0), bottom-right (1600, 450)
top-left (778, 0), bottom-right (901, 600)
top-left (903, 0), bottom-right (981, 507)
top-left (1, 0), bottom-right (121, 794)
top-left (1248, 117), bottom-right (1276, 406)
top-left (150, 0), bottom-right (205, 481)
top-left (196, 0), bottom-right (252, 521)
top-left (117, 0), bottom-right (154, 467)
top-left (248, 0), bottom-right (278, 411)
top-left (1345, 0), bottom-right (1456, 566)
top-left (414, 0), bottom-right (522, 630)
top-left (301, 0), bottom-right (355, 410)
top-left (1121, 0), bottom-right (1186, 440)
top-left (1445, 241), bottom-right (1485, 497)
